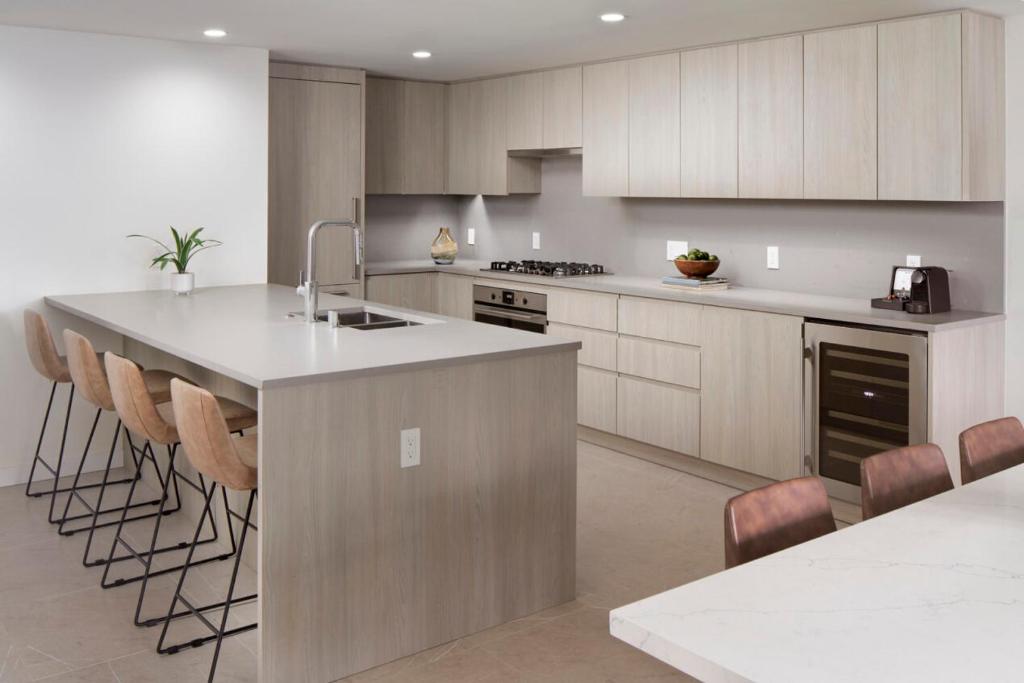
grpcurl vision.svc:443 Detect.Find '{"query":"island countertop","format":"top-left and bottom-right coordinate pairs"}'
top-left (46, 284), bottom-right (580, 389)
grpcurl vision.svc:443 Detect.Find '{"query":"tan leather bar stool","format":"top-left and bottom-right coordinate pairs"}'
top-left (158, 379), bottom-right (259, 682)
top-left (860, 443), bottom-right (953, 519)
top-left (724, 476), bottom-right (837, 568)
top-left (58, 330), bottom-right (187, 566)
top-left (959, 417), bottom-right (1024, 485)
top-left (101, 352), bottom-right (257, 628)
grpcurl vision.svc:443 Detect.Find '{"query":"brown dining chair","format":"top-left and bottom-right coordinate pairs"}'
top-left (724, 476), bottom-right (837, 568)
top-left (860, 443), bottom-right (953, 519)
top-left (960, 417), bottom-right (1024, 485)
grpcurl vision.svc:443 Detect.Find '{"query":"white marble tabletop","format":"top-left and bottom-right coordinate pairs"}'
top-left (610, 465), bottom-right (1024, 683)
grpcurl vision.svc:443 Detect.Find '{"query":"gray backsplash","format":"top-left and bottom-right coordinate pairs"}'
top-left (367, 156), bottom-right (1004, 312)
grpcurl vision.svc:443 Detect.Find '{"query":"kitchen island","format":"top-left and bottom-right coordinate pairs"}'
top-left (46, 284), bottom-right (580, 682)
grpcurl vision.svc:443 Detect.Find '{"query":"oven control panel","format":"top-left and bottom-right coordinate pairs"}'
top-left (473, 285), bottom-right (547, 313)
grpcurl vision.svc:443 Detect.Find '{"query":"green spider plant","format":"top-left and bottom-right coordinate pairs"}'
top-left (128, 227), bottom-right (222, 274)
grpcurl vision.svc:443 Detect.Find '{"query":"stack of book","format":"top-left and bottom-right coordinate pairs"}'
top-left (661, 275), bottom-right (730, 292)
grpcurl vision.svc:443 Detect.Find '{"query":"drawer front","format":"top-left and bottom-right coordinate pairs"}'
top-left (547, 288), bottom-right (618, 331)
top-left (618, 296), bottom-right (702, 345)
top-left (578, 366), bottom-right (617, 433)
top-left (617, 336), bottom-right (700, 388)
top-left (616, 375), bottom-right (700, 456)
top-left (549, 323), bottom-right (617, 371)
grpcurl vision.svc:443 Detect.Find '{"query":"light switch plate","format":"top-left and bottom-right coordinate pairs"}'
top-left (667, 240), bottom-right (688, 261)
top-left (767, 246), bottom-right (780, 270)
top-left (532, 232), bottom-right (541, 250)
top-left (467, 228), bottom-right (476, 245)
top-left (906, 254), bottom-right (921, 267)
top-left (400, 428), bottom-right (420, 468)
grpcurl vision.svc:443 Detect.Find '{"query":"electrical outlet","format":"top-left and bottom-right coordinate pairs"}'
top-left (467, 228), bottom-right (476, 245)
top-left (667, 240), bottom-right (688, 261)
top-left (532, 232), bottom-right (541, 250)
top-left (400, 428), bottom-right (420, 468)
top-left (767, 246), bottom-right (780, 270)
top-left (906, 254), bottom-right (921, 267)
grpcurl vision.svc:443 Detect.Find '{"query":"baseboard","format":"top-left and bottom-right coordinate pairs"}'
top-left (578, 426), bottom-right (862, 526)
top-left (0, 451), bottom-right (125, 489)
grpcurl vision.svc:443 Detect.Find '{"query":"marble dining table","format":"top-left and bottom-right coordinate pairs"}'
top-left (610, 464), bottom-right (1024, 682)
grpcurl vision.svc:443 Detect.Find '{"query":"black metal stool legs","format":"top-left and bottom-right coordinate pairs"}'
top-left (24, 381), bottom-right (58, 498)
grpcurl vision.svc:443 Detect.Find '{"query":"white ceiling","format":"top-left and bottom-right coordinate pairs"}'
top-left (2, 0), bottom-right (1021, 81)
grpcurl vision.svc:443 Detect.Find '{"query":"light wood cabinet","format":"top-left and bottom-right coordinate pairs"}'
top-left (680, 44), bottom-right (738, 198)
top-left (700, 307), bottom-right (802, 480)
top-left (365, 273), bottom-right (437, 312)
top-left (547, 289), bottom-right (618, 332)
top-left (738, 36), bottom-right (804, 199)
top-left (435, 273), bottom-right (474, 319)
top-left (582, 61), bottom-right (629, 196)
top-left (804, 25), bottom-right (877, 200)
top-left (366, 78), bottom-right (447, 195)
top-left (628, 53), bottom-right (680, 197)
top-left (579, 366), bottom-right (617, 433)
top-left (269, 72), bottom-right (363, 287)
top-left (506, 72), bottom-right (543, 150)
top-left (617, 336), bottom-right (700, 389)
top-left (618, 297), bottom-right (702, 346)
top-left (617, 376), bottom-right (700, 456)
top-left (543, 66), bottom-right (583, 149)
top-left (548, 323), bottom-right (617, 371)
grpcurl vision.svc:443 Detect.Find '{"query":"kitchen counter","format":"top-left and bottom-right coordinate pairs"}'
top-left (46, 284), bottom-right (579, 388)
top-left (367, 260), bottom-right (1004, 333)
top-left (610, 463), bottom-right (1024, 682)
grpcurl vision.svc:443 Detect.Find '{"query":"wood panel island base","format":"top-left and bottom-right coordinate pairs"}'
top-left (45, 285), bottom-right (579, 682)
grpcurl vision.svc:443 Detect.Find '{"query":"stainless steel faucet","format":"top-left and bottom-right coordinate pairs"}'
top-left (300, 219), bottom-right (362, 323)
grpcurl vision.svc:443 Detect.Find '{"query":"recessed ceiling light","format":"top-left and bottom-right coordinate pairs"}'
top-left (412, 50), bottom-right (432, 59)
top-left (203, 28), bottom-right (227, 38)
top-left (600, 12), bottom-right (626, 23)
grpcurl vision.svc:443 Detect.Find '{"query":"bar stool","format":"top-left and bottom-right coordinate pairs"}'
top-left (724, 476), bottom-right (837, 568)
top-left (157, 379), bottom-right (258, 682)
top-left (959, 417), bottom-right (1024, 485)
top-left (101, 351), bottom-right (257, 628)
top-left (58, 330), bottom-right (188, 566)
top-left (860, 443), bottom-right (953, 519)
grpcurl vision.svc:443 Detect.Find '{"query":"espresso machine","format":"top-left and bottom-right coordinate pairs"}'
top-left (871, 266), bottom-right (951, 314)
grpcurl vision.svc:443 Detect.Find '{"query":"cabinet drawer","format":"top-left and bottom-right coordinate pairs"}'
top-left (616, 376), bottom-right (700, 456)
top-left (618, 296), bottom-right (702, 344)
top-left (618, 336), bottom-right (700, 388)
top-left (578, 366), bottom-right (617, 433)
top-left (549, 323), bottom-right (617, 371)
top-left (548, 288), bottom-right (618, 331)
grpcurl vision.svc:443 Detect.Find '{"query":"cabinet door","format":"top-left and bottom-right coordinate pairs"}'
top-left (617, 376), bottom-right (700, 456)
top-left (878, 14), bottom-right (962, 200)
top-left (402, 81), bottom-right (447, 195)
top-left (582, 61), bottom-right (629, 196)
top-left (680, 44), bottom-right (737, 198)
top-left (738, 36), bottom-right (803, 198)
top-left (447, 81), bottom-right (478, 195)
top-left (435, 273), bottom-right (473, 319)
top-left (618, 297), bottom-right (702, 346)
top-left (804, 25), bottom-right (877, 200)
top-left (365, 274), bottom-right (437, 312)
top-left (579, 366), bottom-right (617, 433)
top-left (478, 78), bottom-right (509, 196)
top-left (628, 53), bottom-right (680, 197)
top-left (543, 66), bottom-right (583, 148)
top-left (365, 78), bottom-right (403, 195)
top-left (506, 72), bottom-right (544, 150)
top-left (701, 307), bottom-right (802, 480)
top-left (269, 78), bottom-right (362, 286)
top-left (548, 323), bottom-right (617, 371)
top-left (547, 288), bottom-right (618, 331)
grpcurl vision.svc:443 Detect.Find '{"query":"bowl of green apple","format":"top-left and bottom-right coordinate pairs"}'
top-left (673, 248), bottom-right (720, 279)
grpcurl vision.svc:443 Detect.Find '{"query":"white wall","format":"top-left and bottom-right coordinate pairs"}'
top-left (1006, 15), bottom-right (1024, 419)
top-left (0, 26), bottom-right (268, 485)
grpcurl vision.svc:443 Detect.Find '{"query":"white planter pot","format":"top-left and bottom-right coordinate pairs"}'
top-left (170, 272), bottom-right (195, 296)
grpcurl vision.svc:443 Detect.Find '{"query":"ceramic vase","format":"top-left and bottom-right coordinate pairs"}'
top-left (170, 272), bottom-right (195, 296)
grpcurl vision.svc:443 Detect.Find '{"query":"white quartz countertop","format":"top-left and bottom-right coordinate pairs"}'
top-left (46, 284), bottom-right (579, 389)
top-left (367, 260), bottom-right (1003, 333)
top-left (610, 464), bottom-right (1024, 682)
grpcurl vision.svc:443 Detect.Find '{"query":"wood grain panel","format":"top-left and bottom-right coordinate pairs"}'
top-left (270, 62), bottom-right (364, 85)
top-left (435, 273), bottom-right (474, 319)
top-left (548, 322), bottom-right (617, 371)
top-left (804, 25), bottom-right (878, 200)
top-left (506, 72), bottom-right (544, 150)
top-left (616, 375), bottom-right (700, 456)
top-left (478, 78), bottom-right (509, 195)
top-left (680, 44), bottom-right (738, 198)
top-left (878, 14), bottom-right (962, 200)
top-left (618, 296), bottom-right (702, 345)
top-left (365, 77), bottom-right (402, 195)
top-left (738, 36), bottom-right (804, 198)
top-left (961, 11), bottom-right (1005, 201)
top-left (617, 336), bottom-right (700, 389)
top-left (446, 81), bottom-right (478, 195)
top-left (546, 288), bottom-right (618, 331)
top-left (365, 273), bottom-right (437, 312)
top-left (582, 61), bottom-right (629, 196)
top-left (543, 66), bottom-right (583, 148)
top-left (628, 53), bottom-right (681, 197)
top-left (402, 81), bottom-right (447, 195)
top-left (578, 365), bottom-right (617, 433)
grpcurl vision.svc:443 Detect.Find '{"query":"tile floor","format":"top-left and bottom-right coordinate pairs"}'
top-left (0, 440), bottom-right (747, 682)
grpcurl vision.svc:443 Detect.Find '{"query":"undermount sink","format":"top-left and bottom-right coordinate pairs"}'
top-left (287, 306), bottom-right (424, 330)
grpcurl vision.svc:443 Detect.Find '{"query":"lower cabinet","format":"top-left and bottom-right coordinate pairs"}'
top-left (616, 375), bottom-right (700, 456)
top-left (436, 273), bottom-right (474, 319)
top-left (365, 273), bottom-right (437, 311)
top-left (548, 323), bottom-right (617, 371)
top-left (578, 366), bottom-right (617, 433)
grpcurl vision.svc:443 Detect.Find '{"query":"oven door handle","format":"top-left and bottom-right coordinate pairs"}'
top-left (473, 303), bottom-right (547, 325)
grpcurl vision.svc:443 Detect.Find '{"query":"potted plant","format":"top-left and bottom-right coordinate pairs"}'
top-left (128, 227), bottom-right (222, 295)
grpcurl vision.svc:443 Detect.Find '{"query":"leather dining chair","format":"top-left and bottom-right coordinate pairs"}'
top-left (724, 476), bottom-right (837, 568)
top-left (860, 443), bottom-right (953, 519)
top-left (960, 417), bottom-right (1024, 485)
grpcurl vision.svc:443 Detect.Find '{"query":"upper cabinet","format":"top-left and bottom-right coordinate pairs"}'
top-left (738, 36), bottom-right (803, 199)
top-left (680, 44), bottom-right (738, 198)
top-left (506, 72), bottom-right (544, 150)
top-left (366, 78), bottom-right (447, 195)
top-left (879, 12), bottom-right (1004, 201)
top-left (804, 25), bottom-right (878, 200)
top-left (582, 61), bottom-right (629, 197)
top-left (628, 54), bottom-right (681, 197)
top-left (506, 66), bottom-right (583, 150)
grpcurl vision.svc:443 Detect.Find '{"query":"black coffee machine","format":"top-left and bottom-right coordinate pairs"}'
top-left (871, 266), bottom-right (951, 314)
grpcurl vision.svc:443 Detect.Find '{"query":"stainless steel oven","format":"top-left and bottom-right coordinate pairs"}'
top-left (804, 321), bottom-right (928, 503)
top-left (472, 284), bottom-right (547, 334)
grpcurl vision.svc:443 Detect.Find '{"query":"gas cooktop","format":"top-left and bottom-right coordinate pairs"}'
top-left (481, 260), bottom-right (609, 278)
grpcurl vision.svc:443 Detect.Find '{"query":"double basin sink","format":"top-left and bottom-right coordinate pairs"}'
top-left (288, 306), bottom-right (424, 331)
